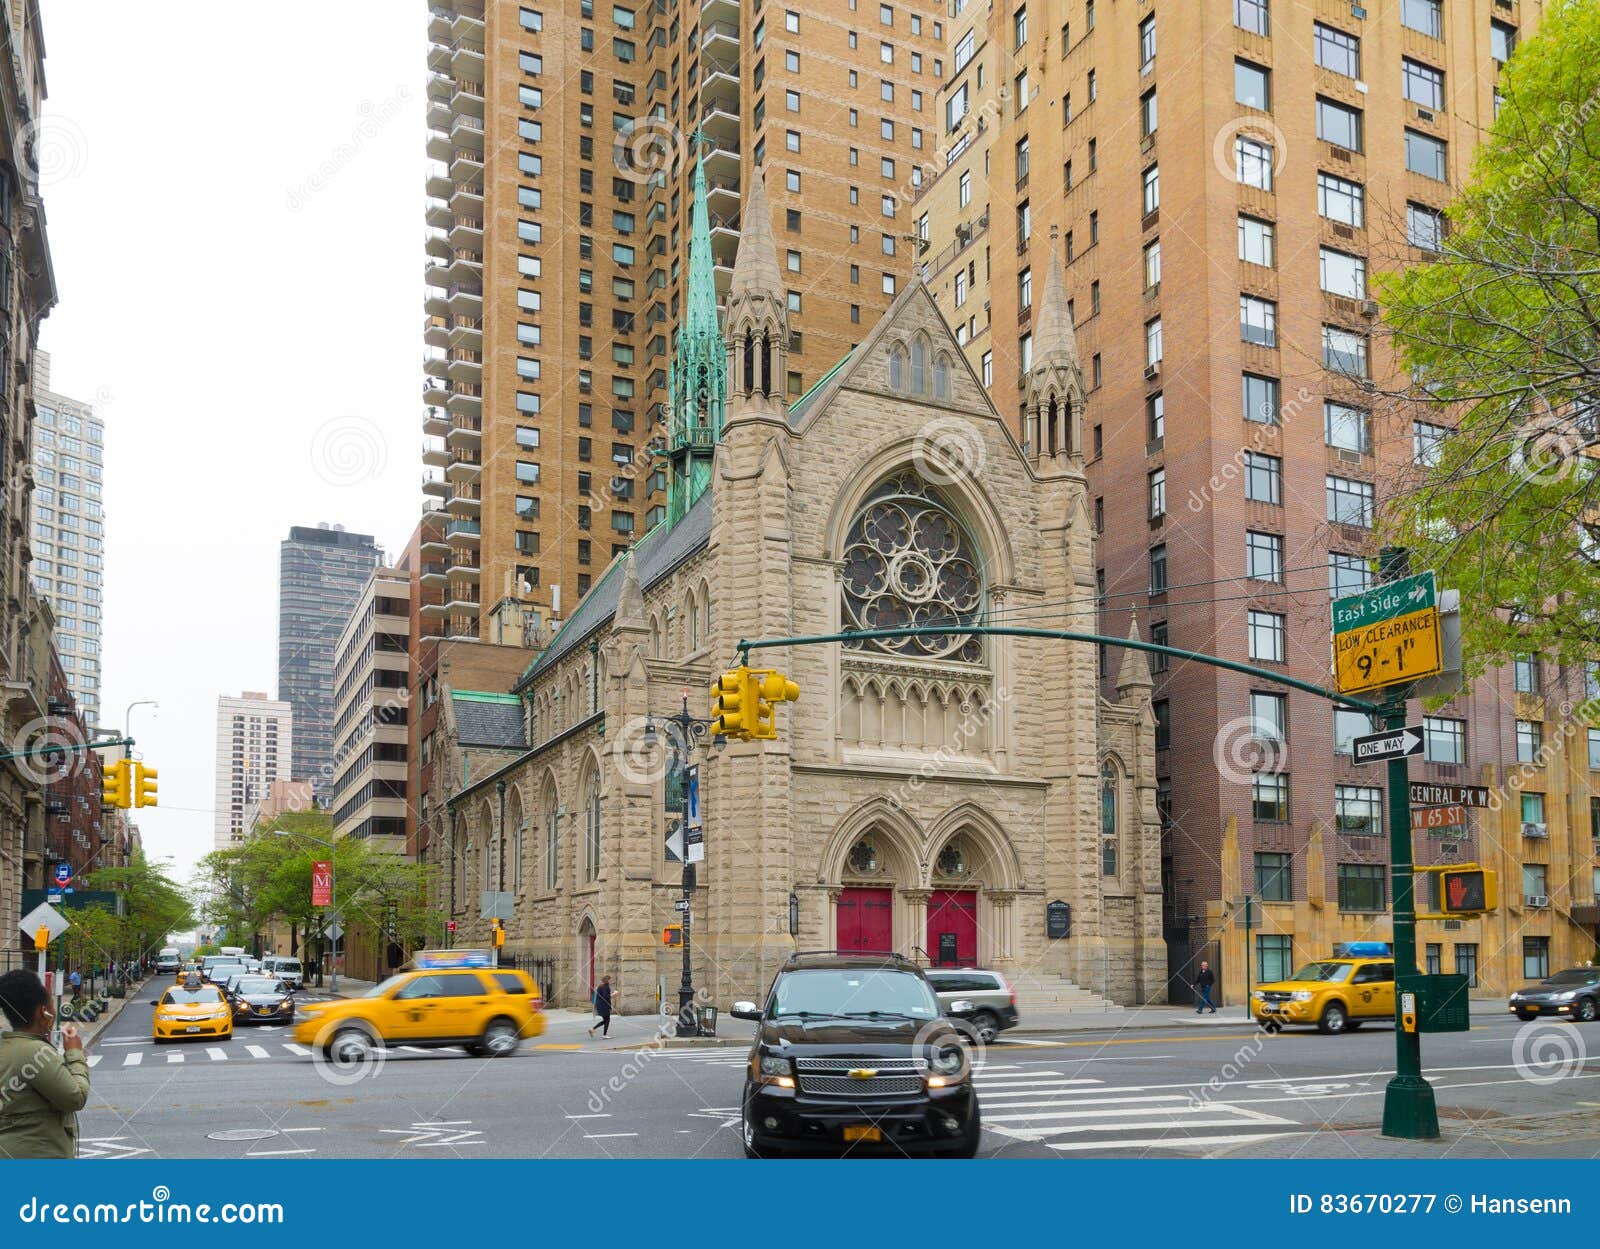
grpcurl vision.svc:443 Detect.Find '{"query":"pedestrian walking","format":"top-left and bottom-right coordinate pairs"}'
top-left (1193, 961), bottom-right (1217, 1014)
top-left (587, 975), bottom-right (613, 1038)
top-left (0, 970), bottom-right (90, 1159)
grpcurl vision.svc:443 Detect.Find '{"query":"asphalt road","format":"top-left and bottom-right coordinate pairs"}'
top-left (78, 997), bottom-right (1600, 1159)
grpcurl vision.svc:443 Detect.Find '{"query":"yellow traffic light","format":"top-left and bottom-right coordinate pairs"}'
top-left (101, 759), bottom-right (130, 809)
top-left (711, 667), bottom-right (751, 739)
top-left (491, 919), bottom-right (505, 949)
top-left (133, 762), bottom-right (159, 809)
top-left (662, 924), bottom-right (683, 947)
top-left (33, 926), bottom-right (49, 952)
top-left (749, 669), bottom-right (801, 740)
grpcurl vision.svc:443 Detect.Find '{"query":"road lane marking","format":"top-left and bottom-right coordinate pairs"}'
top-left (206, 1047), bottom-right (228, 1061)
top-left (247, 1148), bottom-right (315, 1156)
top-left (122, 1052), bottom-right (142, 1067)
top-left (284, 1043), bottom-right (311, 1055)
top-left (166, 1051), bottom-right (184, 1063)
top-left (584, 1133), bottom-right (638, 1139)
top-left (1043, 1131), bottom-right (1306, 1153)
top-left (98, 1040), bottom-right (144, 1046)
top-left (565, 1113), bottom-right (610, 1119)
top-left (536, 1043), bottom-right (585, 1050)
top-left (246, 1045), bottom-right (270, 1059)
top-left (86, 1055), bottom-right (101, 1068)
top-left (281, 1127), bottom-right (323, 1133)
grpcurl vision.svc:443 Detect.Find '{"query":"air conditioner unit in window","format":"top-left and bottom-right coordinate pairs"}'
top-left (1362, 300), bottom-right (1379, 317)
top-left (1522, 822), bottom-right (1548, 838)
top-left (1525, 894), bottom-right (1550, 908)
top-left (1144, 362), bottom-right (1160, 379)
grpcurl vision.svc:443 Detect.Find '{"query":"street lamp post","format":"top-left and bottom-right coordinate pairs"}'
top-left (274, 829), bottom-right (338, 993)
top-left (123, 700), bottom-right (158, 746)
top-left (643, 693), bottom-right (724, 1037)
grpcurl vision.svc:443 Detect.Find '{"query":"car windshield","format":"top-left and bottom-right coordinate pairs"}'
top-left (1287, 962), bottom-right (1354, 983)
top-left (162, 988), bottom-right (222, 1005)
top-left (368, 973), bottom-right (412, 998)
top-left (275, 960), bottom-right (301, 972)
top-left (769, 969), bottom-right (939, 1020)
top-left (236, 978), bottom-right (284, 995)
top-left (1544, 969), bottom-right (1598, 985)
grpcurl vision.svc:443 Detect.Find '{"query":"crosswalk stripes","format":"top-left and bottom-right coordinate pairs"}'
top-left (973, 1063), bottom-right (1305, 1155)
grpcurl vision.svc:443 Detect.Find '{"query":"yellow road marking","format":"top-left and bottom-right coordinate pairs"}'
top-left (534, 1043), bottom-right (585, 1051)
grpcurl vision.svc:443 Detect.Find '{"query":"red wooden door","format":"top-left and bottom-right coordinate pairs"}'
top-left (836, 887), bottom-right (894, 953)
top-left (927, 890), bottom-right (978, 966)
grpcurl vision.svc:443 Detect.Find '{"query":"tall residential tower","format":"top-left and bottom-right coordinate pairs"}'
top-left (213, 692), bottom-right (294, 850)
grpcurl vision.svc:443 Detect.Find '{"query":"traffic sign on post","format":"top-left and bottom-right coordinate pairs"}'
top-left (1352, 725), bottom-right (1424, 765)
top-left (1333, 571), bottom-right (1444, 696)
top-left (18, 901), bottom-right (70, 945)
top-left (1409, 783), bottom-right (1490, 809)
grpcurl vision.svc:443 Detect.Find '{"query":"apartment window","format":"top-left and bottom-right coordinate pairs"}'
top-left (1317, 173), bottom-right (1364, 228)
top-left (1251, 692), bottom-right (1286, 743)
top-left (1491, 21), bottom-right (1517, 65)
top-left (1425, 944), bottom-right (1442, 976)
top-left (954, 30), bottom-right (975, 72)
top-left (1139, 14), bottom-right (1156, 68)
top-left (1334, 707), bottom-right (1372, 755)
top-left (1154, 699), bottom-right (1170, 750)
top-left (1403, 59), bottom-right (1444, 109)
top-left (958, 169), bottom-right (971, 207)
top-left (981, 351), bottom-right (993, 388)
top-left (1316, 98), bottom-right (1363, 151)
top-left (1523, 936), bottom-right (1550, 980)
top-left (1414, 420), bottom-right (1448, 466)
top-left (1016, 135), bottom-right (1030, 182)
top-left (1337, 785), bottom-right (1382, 835)
top-left (516, 461), bottom-right (541, 485)
top-left (1248, 610), bottom-right (1286, 663)
top-left (1253, 773), bottom-right (1289, 823)
top-left (1325, 401), bottom-right (1371, 454)
top-left (1149, 468), bottom-right (1166, 519)
top-left (1088, 68), bottom-right (1096, 101)
top-left (1516, 720), bottom-right (1544, 764)
top-left (1401, 0), bottom-right (1442, 38)
top-left (1240, 295), bottom-right (1277, 347)
top-left (1244, 451), bottom-right (1282, 504)
top-left (1522, 793), bottom-right (1546, 829)
top-left (1242, 373), bottom-right (1280, 424)
top-left (1145, 318), bottom-right (1163, 367)
top-left (1234, 0), bottom-right (1269, 37)
top-left (1320, 248), bottom-right (1366, 300)
top-left (1322, 326), bottom-right (1368, 377)
top-left (1149, 544), bottom-right (1168, 595)
top-left (1313, 24), bottom-right (1359, 78)
top-left (1329, 553), bottom-right (1370, 598)
top-left (1515, 655), bottom-right (1542, 693)
top-left (1147, 392), bottom-right (1165, 441)
top-left (1455, 944), bottom-right (1479, 988)
top-left (785, 9), bottom-right (799, 33)
top-left (1235, 60), bottom-right (1270, 111)
top-left (1142, 165), bottom-right (1160, 214)
top-left (1246, 530), bottom-right (1284, 583)
top-left (1257, 933), bottom-right (1293, 983)
top-left (1140, 89), bottom-right (1158, 137)
top-left (1238, 215), bottom-right (1274, 267)
top-left (1255, 852), bottom-right (1292, 903)
top-left (1326, 475), bottom-right (1374, 528)
top-left (1018, 267), bottom-right (1033, 310)
top-left (1143, 239), bottom-right (1161, 289)
top-left (1407, 203), bottom-right (1445, 251)
top-left (1338, 864), bottom-right (1385, 911)
top-left (1227, 142), bottom-right (1276, 204)
top-left (1405, 130), bottom-right (1447, 181)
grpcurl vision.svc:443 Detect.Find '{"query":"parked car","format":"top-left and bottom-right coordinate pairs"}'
top-left (924, 968), bottom-right (1019, 1042)
top-left (1509, 967), bottom-right (1600, 1022)
top-left (730, 951), bottom-right (980, 1158)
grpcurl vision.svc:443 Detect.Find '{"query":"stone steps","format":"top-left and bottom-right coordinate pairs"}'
top-left (1007, 971), bottom-right (1118, 1013)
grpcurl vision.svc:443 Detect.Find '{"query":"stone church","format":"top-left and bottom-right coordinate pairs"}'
top-left (437, 158), bottom-right (1165, 1013)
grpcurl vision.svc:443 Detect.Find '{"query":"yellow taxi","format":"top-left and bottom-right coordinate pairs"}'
top-left (152, 979), bottom-right (234, 1042)
top-left (1251, 945), bottom-right (1396, 1035)
top-left (291, 951), bottom-right (545, 1060)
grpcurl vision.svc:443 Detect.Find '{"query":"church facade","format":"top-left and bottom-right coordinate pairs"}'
top-left (435, 162), bottom-right (1165, 1013)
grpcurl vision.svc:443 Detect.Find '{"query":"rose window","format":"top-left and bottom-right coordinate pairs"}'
top-left (841, 474), bottom-right (984, 662)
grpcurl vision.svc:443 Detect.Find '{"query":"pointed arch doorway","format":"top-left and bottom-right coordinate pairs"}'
top-left (578, 918), bottom-right (597, 999)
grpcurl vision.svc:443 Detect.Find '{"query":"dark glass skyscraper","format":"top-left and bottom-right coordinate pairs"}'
top-left (278, 524), bottom-right (379, 800)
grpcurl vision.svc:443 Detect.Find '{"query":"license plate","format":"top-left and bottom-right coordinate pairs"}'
top-left (185, 1025), bottom-right (201, 1033)
top-left (842, 1125), bottom-right (882, 1143)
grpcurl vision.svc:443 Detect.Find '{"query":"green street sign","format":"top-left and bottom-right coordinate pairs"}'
top-left (1333, 572), bottom-right (1437, 635)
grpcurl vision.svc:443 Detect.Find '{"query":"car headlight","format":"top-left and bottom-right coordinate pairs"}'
top-left (1554, 991), bottom-right (1576, 1002)
top-left (279, 998), bottom-right (293, 1009)
top-left (1509, 992), bottom-right (1522, 1001)
top-left (1290, 990), bottom-right (1313, 1002)
top-left (929, 1046), bottom-right (965, 1076)
top-left (1251, 990), bottom-right (1265, 1001)
top-left (755, 1054), bottom-right (794, 1088)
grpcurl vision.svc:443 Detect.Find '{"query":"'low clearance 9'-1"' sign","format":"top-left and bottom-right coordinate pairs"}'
top-left (1333, 571), bottom-right (1443, 696)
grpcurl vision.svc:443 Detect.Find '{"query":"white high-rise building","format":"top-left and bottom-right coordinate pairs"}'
top-left (28, 351), bottom-right (107, 727)
top-left (214, 692), bottom-right (293, 850)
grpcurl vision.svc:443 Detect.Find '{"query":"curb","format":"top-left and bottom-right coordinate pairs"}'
top-left (81, 977), bottom-right (153, 1051)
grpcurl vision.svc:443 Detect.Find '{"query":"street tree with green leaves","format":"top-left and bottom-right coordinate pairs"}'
top-left (1378, 0), bottom-right (1600, 677)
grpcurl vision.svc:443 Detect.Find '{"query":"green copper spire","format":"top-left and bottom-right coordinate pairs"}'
top-left (666, 142), bottom-right (726, 526)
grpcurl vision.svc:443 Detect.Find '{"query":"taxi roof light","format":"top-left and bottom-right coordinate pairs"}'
top-left (413, 949), bottom-right (492, 969)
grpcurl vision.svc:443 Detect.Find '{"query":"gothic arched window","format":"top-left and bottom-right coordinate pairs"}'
top-left (888, 346), bottom-right (905, 391)
top-left (1100, 760), bottom-right (1119, 877)
top-left (841, 473), bottom-right (985, 662)
top-left (934, 353), bottom-right (952, 400)
top-left (910, 335), bottom-right (928, 393)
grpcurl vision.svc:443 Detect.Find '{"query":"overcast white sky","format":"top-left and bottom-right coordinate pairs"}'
top-left (37, 2), bottom-right (428, 880)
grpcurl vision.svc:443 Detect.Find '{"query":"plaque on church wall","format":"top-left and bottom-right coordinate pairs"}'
top-left (1046, 900), bottom-right (1072, 940)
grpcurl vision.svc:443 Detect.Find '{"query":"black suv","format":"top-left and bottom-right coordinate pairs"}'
top-left (730, 952), bottom-right (981, 1158)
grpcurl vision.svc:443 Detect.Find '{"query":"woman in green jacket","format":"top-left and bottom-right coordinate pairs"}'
top-left (0, 969), bottom-right (89, 1158)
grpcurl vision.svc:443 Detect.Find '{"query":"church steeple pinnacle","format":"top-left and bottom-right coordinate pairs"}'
top-left (725, 171), bottom-right (788, 420)
top-left (1024, 227), bottom-right (1085, 469)
top-left (666, 142), bottom-right (727, 525)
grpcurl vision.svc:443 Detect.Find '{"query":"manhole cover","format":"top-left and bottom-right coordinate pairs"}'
top-left (206, 1129), bottom-right (279, 1142)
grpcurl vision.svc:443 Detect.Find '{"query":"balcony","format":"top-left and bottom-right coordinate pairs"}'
top-left (447, 315), bottom-right (482, 352)
top-left (706, 175), bottom-right (740, 206)
top-left (424, 228), bottom-right (451, 261)
top-left (449, 181), bottom-right (484, 218)
top-left (426, 40), bottom-right (453, 76)
top-left (701, 0), bottom-right (739, 21)
top-left (422, 376), bottom-right (450, 407)
top-left (425, 131), bottom-right (454, 163)
top-left (446, 283), bottom-right (482, 319)
top-left (420, 598), bottom-right (449, 621)
top-left (446, 483), bottom-right (482, 518)
top-left (449, 150), bottom-right (484, 187)
top-left (425, 169), bottom-right (454, 201)
top-left (445, 382), bottom-right (482, 419)
top-left (426, 72), bottom-right (453, 105)
top-left (704, 64), bottom-right (740, 96)
top-left (422, 351), bottom-right (450, 380)
top-left (447, 249), bottom-right (482, 287)
top-left (449, 40), bottom-right (484, 82)
top-left (451, 78), bottom-right (485, 118)
top-left (445, 450), bottom-right (483, 482)
top-left (445, 519), bottom-right (481, 548)
top-left (422, 438), bottom-right (449, 468)
top-left (446, 349), bottom-right (482, 385)
top-left (422, 408), bottom-right (450, 438)
top-left (423, 314), bottom-right (449, 349)
top-left (448, 551), bottom-right (482, 582)
top-left (699, 100), bottom-right (739, 138)
top-left (425, 199), bottom-right (452, 231)
top-left (451, 8), bottom-right (484, 50)
top-left (422, 471), bottom-right (449, 499)
top-left (426, 100), bottom-right (453, 134)
top-left (701, 136), bottom-right (741, 168)
top-left (446, 413), bottom-right (482, 450)
top-left (420, 525), bottom-right (450, 557)
top-left (448, 215), bottom-right (483, 251)
top-left (450, 113), bottom-right (484, 154)
top-left (702, 20), bottom-right (739, 54)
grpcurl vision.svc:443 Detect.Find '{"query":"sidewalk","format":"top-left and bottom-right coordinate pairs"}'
top-left (77, 975), bottom-right (154, 1049)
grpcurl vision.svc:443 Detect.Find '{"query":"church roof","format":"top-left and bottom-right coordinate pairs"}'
top-left (450, 691), bottom-right (527, 750)
top-left (680, 150), bottom-right (720, 345)
top-left (786, 349), bottom-right (854, 428)
top-left (514, 488), bottom-right (714, 691)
